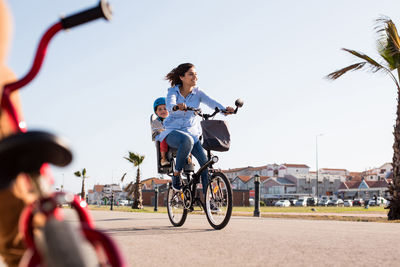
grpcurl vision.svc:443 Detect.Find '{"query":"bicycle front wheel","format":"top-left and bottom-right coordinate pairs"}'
top-left (167, 186), bottom-right (188, 227)
top-left (205, 172), bottom-right (232, 230)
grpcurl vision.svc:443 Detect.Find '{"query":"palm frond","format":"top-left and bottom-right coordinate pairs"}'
top-left (123, 156), bottom-right (133, 163)
top-left (74, 171), bottom-right (81, 177)
top-left (376, 16), bottom-right (400, 70)
top-left (120, 172), bottom-right (127, 182)
top-left (124, 151), bottom-right (145, 167)
top-left (326, 48), bottom-right (389, 80)
top-left (326, 62), bottom-right (366, 80)
top-left (82, 168), bottom-right (87, 177)
top-left (342, 48), bottom-right (384, 71)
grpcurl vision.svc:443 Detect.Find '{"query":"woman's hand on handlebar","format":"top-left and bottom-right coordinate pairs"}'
top-left (224, 106), bottom-right (235, 114)
top-left (173, 103), bottom-right (187, 111)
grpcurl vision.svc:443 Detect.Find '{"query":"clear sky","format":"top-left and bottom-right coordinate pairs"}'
top-left (6, 0), bottom-right (400, 194)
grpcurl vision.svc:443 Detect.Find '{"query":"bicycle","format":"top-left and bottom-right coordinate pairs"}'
top-left (161, 99), bottom-right (243, 230)
top-left (0, 1), bottom-right (126, 266)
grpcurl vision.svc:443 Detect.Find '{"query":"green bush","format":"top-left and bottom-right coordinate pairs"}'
top-left (260, 200), bottom-right (266, 206)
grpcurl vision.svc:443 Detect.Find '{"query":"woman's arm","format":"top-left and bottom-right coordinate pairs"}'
top-left (166, 87), bottom-right (177, 112)
top-left (198, 89), bottom-right (226, 111)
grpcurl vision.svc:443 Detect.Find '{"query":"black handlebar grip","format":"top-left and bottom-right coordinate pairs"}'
top-left (61, 0), bottom-right (112, 30)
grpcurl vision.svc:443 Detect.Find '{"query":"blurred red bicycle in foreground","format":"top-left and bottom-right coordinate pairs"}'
top-left (0, 1), bottom-right (126, 266)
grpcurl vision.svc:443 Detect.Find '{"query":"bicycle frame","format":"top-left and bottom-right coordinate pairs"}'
top-left (175, 105), bottom-right (240, 210)
top-left (0, 1), bottom-right (126, 266)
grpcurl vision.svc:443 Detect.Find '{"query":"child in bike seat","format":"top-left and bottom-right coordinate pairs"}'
top-left (151, 97), bottom-right (170, 166)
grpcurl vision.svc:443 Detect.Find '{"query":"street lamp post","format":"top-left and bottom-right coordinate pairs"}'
top-left (253, 175), bottom-right (260, 217)
top-left (154, 187), bottom-right (159, 212)
top-left (110, 191), bottom-right (114, 210)
top-left (316, 134), bottom-right (323, 200)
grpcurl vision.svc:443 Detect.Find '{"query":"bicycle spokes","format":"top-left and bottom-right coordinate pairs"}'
top-left (205, 173), bottom-right (232, 230)
top-left (167, 187), bottom-right (188, 227)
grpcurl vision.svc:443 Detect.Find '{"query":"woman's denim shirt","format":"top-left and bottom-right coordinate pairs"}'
top-left (156, 85), bottom-right (225, 143)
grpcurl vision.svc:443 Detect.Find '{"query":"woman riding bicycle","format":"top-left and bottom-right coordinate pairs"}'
top-left (157, 63), bottom-right (234, 192)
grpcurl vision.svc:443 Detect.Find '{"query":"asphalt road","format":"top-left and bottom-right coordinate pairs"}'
top-left (84, 210), bottom-right (399, 267)
top-left (1, 210), bottom-right (398, 266)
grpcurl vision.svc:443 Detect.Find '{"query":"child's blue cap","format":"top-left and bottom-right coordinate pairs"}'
top-left (153, 97), bottom-right (166, 112)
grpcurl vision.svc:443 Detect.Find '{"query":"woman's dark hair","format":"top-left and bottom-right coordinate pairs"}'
top-left (165, 63), bottom-right (194, 87)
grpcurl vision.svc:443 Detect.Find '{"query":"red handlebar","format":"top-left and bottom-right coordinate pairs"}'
top-left (1, 1), bottom-right (112, 133)
top-left (2, 22), bottom-right (63, 132)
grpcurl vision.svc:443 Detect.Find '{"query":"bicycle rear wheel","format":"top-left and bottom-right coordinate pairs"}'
top-left (205, 172), bottom-right (232, 230)
top-left (167, 186), bottom-right (188, 227)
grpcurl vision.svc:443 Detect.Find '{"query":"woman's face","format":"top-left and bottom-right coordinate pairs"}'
top-left (180, 67), bottom-right (198, 87)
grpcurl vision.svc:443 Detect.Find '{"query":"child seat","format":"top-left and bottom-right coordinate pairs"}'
top-left (150, 114), bottom-right (175, 174)
top-left (150, 114), bottom-right (195, 175)
top-left (155, 140), bottom-right (175, 174)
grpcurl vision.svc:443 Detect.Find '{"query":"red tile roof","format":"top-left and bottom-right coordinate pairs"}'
top-left (283, 164), bottom-right (310, 168)
top-left (236, 176), bottom-right (252, 183)
top-left (365, 180), bottom-right (389, 188)
top-left (347, 172), bottom-right (362, 181)
top-left (340, 179), bottom-right (388, 190)
top-left (249, 165), bottom-right (269, 171)
top-left (338, 183), bottom-right (349, 190)
top-left (154, 179), bottom-right (170, 185)
top-left (221, 167), bottom-right (250, 173)
top-left (94, 185), bottom-right (104, 193)
top-left (342, 181), bottom-right (362, 189)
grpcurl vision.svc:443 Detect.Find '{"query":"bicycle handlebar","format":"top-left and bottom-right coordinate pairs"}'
top-left (172, 98), bottom-right (244, 119)
top-left (1, 1), bottom-right (112, 133)
top-left (61, 0), bottom-right (112, 29)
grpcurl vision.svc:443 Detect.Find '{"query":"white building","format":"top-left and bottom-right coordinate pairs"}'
top-left (277, 164), bottom-right (310, 177)
top-left (87, 184), bottom-right (126, 205)
top-left (362, 162), bottom-right (392, 181)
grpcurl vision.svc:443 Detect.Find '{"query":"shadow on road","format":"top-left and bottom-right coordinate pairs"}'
top-left (102, 226), bottom-right (214, 236)
top-left (66, 217), bottom-right (166, 223)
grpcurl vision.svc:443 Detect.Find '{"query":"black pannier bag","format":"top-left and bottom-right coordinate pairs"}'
top-left (201, 120), bottom-right (230, 152)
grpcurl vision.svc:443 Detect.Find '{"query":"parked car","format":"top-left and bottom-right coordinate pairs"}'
top-left (295, 198), bottom-right (307, 206)
top-left (318, 199), bottom-right (330, 206)
top-left (307, 197), bottom-right (318, 206)
top-left (328, 199), bottom-right (344, 207)
top-left (343, 199), bottom-right (353, 207)
top-left (352, 199), bottom-right (364, 206)
top-left (249, 198), bottom-right (255, 206)
top-left (275, 200), bottom-right (291, 207)
top-left (118, 200), bottom-right (129, 206)
top-left (289, 198), bottom-right (297, 206)
top-left (367, 199), bottom-right (376, 206)
top-left (376, 197), bottom-right (388, 206)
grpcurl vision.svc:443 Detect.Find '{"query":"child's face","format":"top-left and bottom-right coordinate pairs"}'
top-left (156, 104), bottom-right (169, 119)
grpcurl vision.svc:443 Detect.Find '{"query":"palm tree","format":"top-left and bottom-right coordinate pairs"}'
top-left (124, 152), bottom-right (145, 209)
top-left (74, 168), bottom-right (88, 200)
top-left (326, 16), bottom-right (400, 220)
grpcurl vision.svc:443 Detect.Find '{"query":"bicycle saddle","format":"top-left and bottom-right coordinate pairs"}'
top-left (0, 131), bottom-right (72, 189)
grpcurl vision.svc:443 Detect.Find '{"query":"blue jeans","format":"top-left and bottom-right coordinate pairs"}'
top-left (166, 130), bottom-right (209, 194)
